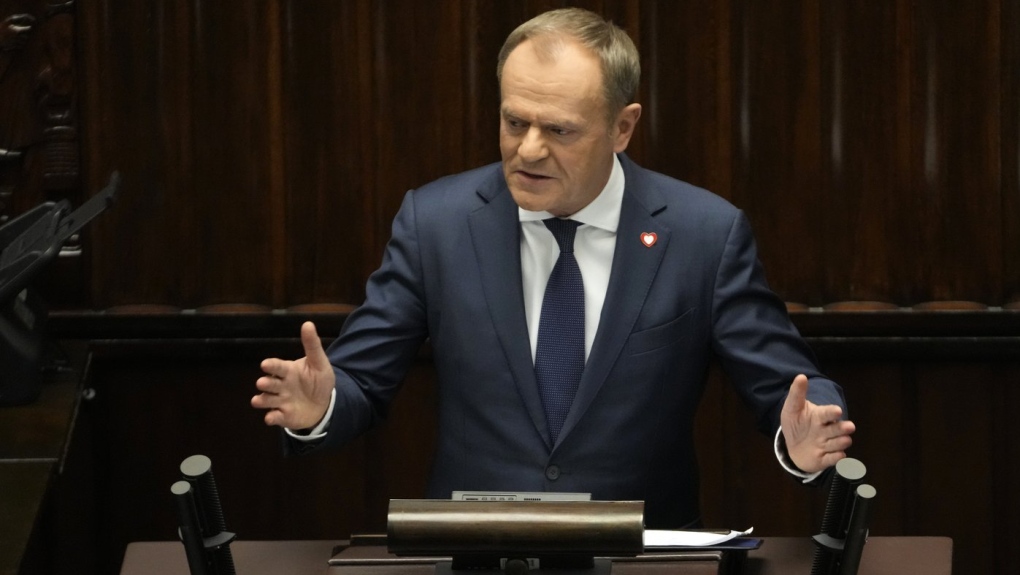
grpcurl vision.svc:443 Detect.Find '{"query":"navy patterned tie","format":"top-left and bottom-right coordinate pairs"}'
top-left (534, 218), bottom-right (584, 444)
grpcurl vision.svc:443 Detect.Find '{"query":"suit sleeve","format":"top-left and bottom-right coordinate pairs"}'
top-left (710, 211), bottom-right (847, 436)
top-left (290, 190), bottom-right (430, 453)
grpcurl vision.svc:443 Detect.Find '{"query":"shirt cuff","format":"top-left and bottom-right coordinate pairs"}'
top-left (284, 387), bottom-right (336, 442)
top-left (774, 427), bottom-right (823, 484)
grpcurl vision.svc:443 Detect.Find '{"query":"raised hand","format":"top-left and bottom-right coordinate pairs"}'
top-left (780, 374), bottom-right (856, 474)
top-left (251, 321), bottom-right (335, 430)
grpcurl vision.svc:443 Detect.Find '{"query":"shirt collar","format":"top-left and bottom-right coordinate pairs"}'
top-left (517, 154), bottom-right (624, 234)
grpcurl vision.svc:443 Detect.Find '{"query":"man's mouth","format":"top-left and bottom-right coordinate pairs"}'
top-left (518, 170), bottom-right (552, 181)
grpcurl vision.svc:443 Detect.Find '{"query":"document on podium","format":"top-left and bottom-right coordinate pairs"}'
top-left (643, 527), bottom-right (754, 548)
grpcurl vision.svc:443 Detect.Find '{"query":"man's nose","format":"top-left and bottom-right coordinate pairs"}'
top-left (518, 127), bottom-right (548, 161)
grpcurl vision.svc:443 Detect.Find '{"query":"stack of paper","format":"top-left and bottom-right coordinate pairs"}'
top-left (643, 527), bottom-right (754, 548)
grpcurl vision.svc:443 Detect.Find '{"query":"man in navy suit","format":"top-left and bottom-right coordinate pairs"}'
top-left (252, 7), bottom-right (855, 528)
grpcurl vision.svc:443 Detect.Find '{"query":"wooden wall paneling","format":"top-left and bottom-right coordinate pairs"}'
top-left (892, 0), bottom-right (919, 307)
top-left (699, 359), bottom-right (937, 540)
top-left (67, 335), bottom-right (1020, 575)
top-left (279, 0), bottom-right (378, 304)
top-left (78, 1), bottom-right (195, 307)
top-left (724, 385), bottom-right (827, 537)
top-left (729, 0), bottom-right (826, 306)
top-left (998, 2), bottom-right (1020, 562)
top-left (265, 0), bottom-right (286, 306)
top-left (696, 366), bottom-right (828, 536)
top-left (458, 1), bottom-right (511, 170)
top-left (819, 361), bottom-right (913, 536)
top-left (360, 358), bottom-right (439, 530)
top-left (79, 0), bottom-right (285, 308)
top-left (187, 0), bottom-right (279, 306)
top-left (0, 0), bottom-right (86, 307)
top-left (369, 1), bottom-right (468, 229)
top-left (995, 7), bottom-right (1020, 572)
top-left (43, 386), bottom-right (102, 574)
top-left (818, 2), bottom-right (904, 304)
top-left (1, 0), bottom-right (47, 220)
top-left (915, 363), bottom-right (996, 575)
top-left (991, 364), bottom-right (1020, 575)
top-left (636, 0), bottom-right (732, 198)
top-left (84, 346), bottom-right (371, 574)
top-left (66, 0), bottom-right (1020, 310)
top-left (1003, 0), bottom-right (1020, 302)
top-left (692, 364), bottom-right (729, 527)
top-left (0, 0), bottom-right (38, 158)
top-left (907, 1), bottom-right (1003, 304)
top-left (694, 365), bottom-right (778, 532)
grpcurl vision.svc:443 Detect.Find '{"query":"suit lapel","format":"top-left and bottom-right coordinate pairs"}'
top-left (556, 157), bottom-right (670, 447)
top-left (468, 177), bottom-right (553, 449)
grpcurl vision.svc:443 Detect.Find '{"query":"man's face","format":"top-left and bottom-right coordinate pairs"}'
top-left (499, 38), bottom-right (638, 217)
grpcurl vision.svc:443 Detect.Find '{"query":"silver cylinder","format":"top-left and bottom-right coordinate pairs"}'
top-left (387, 499), bottom-right (645, 557)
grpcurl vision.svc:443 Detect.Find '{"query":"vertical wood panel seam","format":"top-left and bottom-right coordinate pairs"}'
top-left (266, 0), bottom-right (286, 306)
top-left (1001, 0), bottom-right (1020, 302)
top-left (901, 362), bottom-right (920, 534)
top-left (715, 0), bottom-right (732, 201)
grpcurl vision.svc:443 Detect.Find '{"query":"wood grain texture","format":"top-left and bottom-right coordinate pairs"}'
top-left (57, 0), bottom-right (1016, 309)
top-left (74, 339), bottom-right (1020, 575)
top-left (5, 2), bottom-right (1019, 574)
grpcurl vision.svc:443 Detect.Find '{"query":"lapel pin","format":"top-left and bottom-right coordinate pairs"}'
top-left (640, 232), bottom-right (657, 247)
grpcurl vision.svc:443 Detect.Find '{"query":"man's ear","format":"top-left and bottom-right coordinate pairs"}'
top-left (612, 103), bottom-right (642, 153)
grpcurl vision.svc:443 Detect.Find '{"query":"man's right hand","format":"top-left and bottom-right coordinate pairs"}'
top-left (251, 321), bottom-right (335, 430)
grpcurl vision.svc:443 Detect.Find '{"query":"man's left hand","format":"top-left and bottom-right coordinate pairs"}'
top-left (780, 374), bottom-right (856, 474)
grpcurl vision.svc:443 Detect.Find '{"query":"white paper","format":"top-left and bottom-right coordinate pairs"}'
top-left (643, 527), bottom-right (753, 547)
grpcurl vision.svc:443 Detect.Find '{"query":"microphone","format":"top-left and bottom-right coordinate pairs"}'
top-left (811, 458), bottom-right (875, 575)
top-left (172, 455), bottom-right (236, 575)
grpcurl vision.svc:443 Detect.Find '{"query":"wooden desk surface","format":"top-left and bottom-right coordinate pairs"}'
top-left (0, 344), bottom-right (86, 462)
top-left (120, 537), bottom-right (952, 575)
top-left (0, 463), bottom-right (53, 575)
top-left (0, 343), bottom-right (87, 575)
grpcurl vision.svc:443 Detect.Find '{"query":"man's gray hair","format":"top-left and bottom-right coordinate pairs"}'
top-left (496, 7), bottom-right (641, 119)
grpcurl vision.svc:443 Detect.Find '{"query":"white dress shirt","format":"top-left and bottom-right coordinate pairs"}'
top-left (518, 154), bottom-right (625, 362)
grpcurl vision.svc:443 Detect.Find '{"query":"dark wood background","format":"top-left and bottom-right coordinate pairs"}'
top-left (2, 0), bottom-right (1019, 574)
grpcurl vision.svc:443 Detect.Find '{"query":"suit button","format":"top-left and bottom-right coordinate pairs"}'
top-left (545, 465), bottom-right (560, 481)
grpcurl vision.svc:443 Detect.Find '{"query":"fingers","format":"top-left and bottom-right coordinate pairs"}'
top-left (817, 450), bottom-right (848, 470)
top-left (251, 391), bottom-right (289, 428)
top-left (263, 408), bottom-right (286, 427)
top-left (252, 371), bottom-right (289, 411)
top-left (260, 357), bottom-right (291, 379)
top-left (815, 420), bottom-right (855, 453)
top-left (813, 404), bottom-right (845, 425)
top-left (834, 419), bottom-right (856, 436)
top-left (813, 417), bottom-right (855, 442)
top-left (253, 371), bottom-right (291, 414)
top-left (785, 411), bottom-right (857, 473)
top-left (300, 321), bottom-right (330, 371)
top-left (782, 374), bottom-right (809, 416)
top-left (822, 427), bottom-right (854, 449)
top-left (255, 372), bottom-right (282, 393)
top-left (795, 432), bottom-right (853, 473)
top-left (253, 323), bottom-right (331, 429)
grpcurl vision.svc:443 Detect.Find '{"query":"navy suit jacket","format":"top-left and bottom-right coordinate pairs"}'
top-left (306, 154), bottom-right (845, 528)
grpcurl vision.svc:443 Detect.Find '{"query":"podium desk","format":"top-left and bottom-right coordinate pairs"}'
top-left (120, 537), bottom-right (952, 575)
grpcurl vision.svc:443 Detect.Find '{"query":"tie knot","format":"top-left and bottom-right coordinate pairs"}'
top-left (544, 218), bottom-right (581, 253)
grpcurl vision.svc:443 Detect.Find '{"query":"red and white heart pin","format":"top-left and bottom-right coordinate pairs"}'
top-left (640, 232), bottom-right (658, 247)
